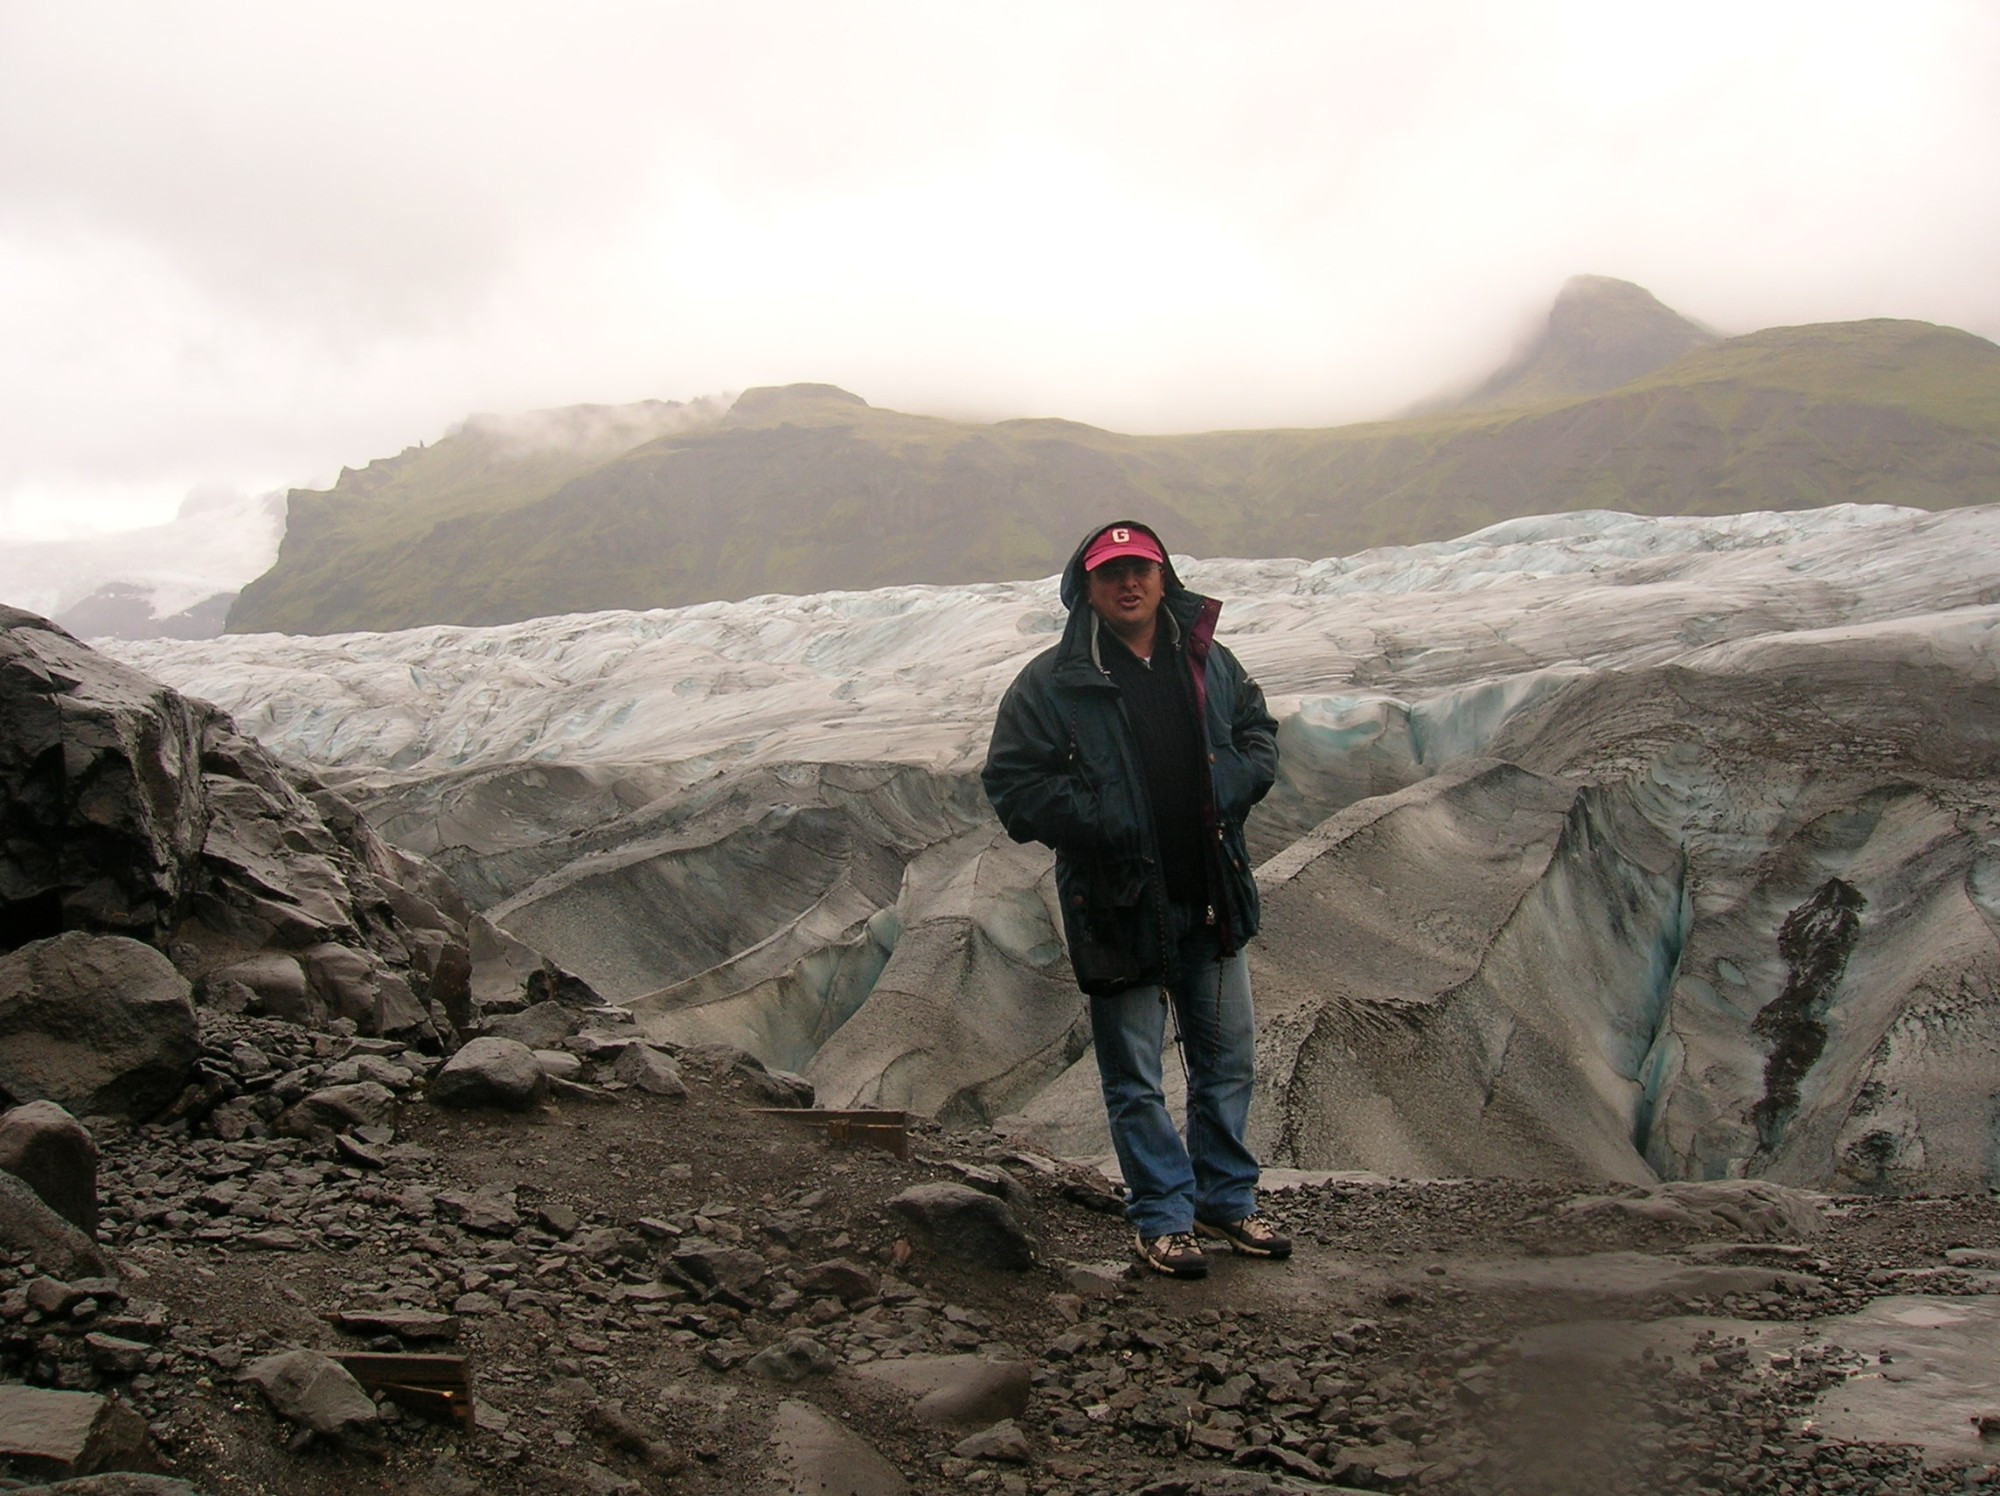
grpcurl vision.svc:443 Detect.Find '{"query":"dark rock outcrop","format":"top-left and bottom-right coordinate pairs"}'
top-left (0, 607), bottom-right (207, 949)
top-left (0, 609), bottom-right (552, 1051)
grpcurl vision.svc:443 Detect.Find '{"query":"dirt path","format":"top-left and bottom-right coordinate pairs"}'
top-left (10, 1042), bottom-right (2000, 1495)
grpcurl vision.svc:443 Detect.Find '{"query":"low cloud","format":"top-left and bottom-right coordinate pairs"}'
top-left (1, 1), bottom-right (1994, 538)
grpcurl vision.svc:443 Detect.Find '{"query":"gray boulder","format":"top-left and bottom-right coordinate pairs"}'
top-left (483, 1000), bottom-right (581, 1049)
top-left (746, 1332), bottom-right (836, 1383)
top-left (406, 929), bottom-right (474, 1034)
top-left (301, 942), bottom-right (430, 1038)
top-left (671, 1239), bottom-right (769, 1301)
top-left (0, 1098), bottom-right (99, 1233)
top-left (849, 1354), bottom-right (1031, 1428)
top-left (887, 1182), bottom-right (1036, 1270)
top-left (429, 1037), bottom-right (547, 1110)
top-left (0, 933), bottom-right (196, 1119)
top-left (0, 1170), bottom-right (112, 1277)
top-left (200, 953), bottom-right (312, 1023)
top-left (275, 1081), bottom-right (398, 1141)
top-left (533, 1048), bottom-right (583, 1082)
top-left (952, 1419), bottom-right (1031, 1463)
top-left (607, 1043), bottom-right (686, 1097)
top-left (241, 1348), bottom-right (380, 1444)
top-left (796, 1257), bottom-right (878, 1304)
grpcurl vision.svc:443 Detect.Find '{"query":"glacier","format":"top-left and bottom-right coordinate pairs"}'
top-left (104, 502), bottom-right (2000, 1190)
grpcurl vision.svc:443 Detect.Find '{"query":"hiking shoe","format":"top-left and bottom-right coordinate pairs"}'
top-left (1134, 1231), bottom-right (1209, 1278)
top-left (1194, 1213), bottom-right (1293, 1259)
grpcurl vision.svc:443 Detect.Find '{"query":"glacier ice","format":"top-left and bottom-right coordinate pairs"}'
top-left (102, 502), bottom-right (2000, 1189)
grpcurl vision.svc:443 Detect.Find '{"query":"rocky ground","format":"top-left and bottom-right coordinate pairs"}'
top-left (7, 1008), bottom-right (2000, 1495)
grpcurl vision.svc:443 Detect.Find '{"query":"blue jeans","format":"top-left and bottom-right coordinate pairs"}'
top-left (1088, 905), bottom-right (1261, 1238)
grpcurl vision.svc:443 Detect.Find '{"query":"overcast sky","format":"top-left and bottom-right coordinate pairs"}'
top-left (2, 1), bottom-right (1996, 540)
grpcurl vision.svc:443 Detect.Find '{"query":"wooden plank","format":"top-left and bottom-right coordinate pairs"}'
top-left (750, 1107), bottom-right (910, 1158)
top-left (331, 1351), bottom-right (476, 1431)
top-left (331, 1351), bottom-right (470, 1386)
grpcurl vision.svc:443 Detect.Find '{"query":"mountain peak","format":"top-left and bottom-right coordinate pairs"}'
top-left (726, 384), bottom-right (871, 426)
top-left (1441, 275), bottom-right (1719, 414)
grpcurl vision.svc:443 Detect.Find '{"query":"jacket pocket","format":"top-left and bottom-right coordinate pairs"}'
top-left (1060, 854), bottom-right (1155, 993)
top-left (1208, 743), bottom-right (1263, 823)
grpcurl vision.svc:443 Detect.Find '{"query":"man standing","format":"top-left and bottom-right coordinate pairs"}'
top-left (983, 520), bottom-right (1289, 1278)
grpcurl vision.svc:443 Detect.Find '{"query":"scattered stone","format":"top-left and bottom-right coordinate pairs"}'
top-left (941, 1159), bottom-right (1035, 1213)
top-left (242, 1348), bottom-right (381, 1445)
top-left (333, 1132), bottom-right (388, 1168)
top-left (952, 1418), bottom-right (1031, 1463)
top-left (275, 1080), bottom-right (397, 1141)
top-left (850, 1354), bottom-right (1032, 1428)
top-left (0, 1385), bottom-right (160, 1481)
top-left (83, 1332), bottom-right (154, 1374)
top-left (738, 1064), bottom-right (815, 1108)
top-left (746, 1332), bottom-right (837, 1383)
top-left (328, 1307), bottom-right (459, 1342)
top-left (579, 1401), bottom-right (682, 1472)
top-left (532, 1048), bottom-right (583, 1083)
top-left (577, 1463), bottom-right (642, 1496)
top-left (887, 1182), bottom-right (1036, 1270)
top-left (204, 953), bottom-right (312, 1024)
top-left (1134, 1475), bottom-right (1283, 1495)
top-left (796, 1257), bottom-right (878, 1304)
top-left (434, 1187), bottom-right (521, 1235)
top-left (607, 1044), bottom-right (686, 1098)
top-left (564, 1029), bottom-right (634, 1061)
top-left (673, 1240), bottom-right (769, 1301)
top-left (0, 1098), bottom-right (100, 1233)
top-left (768, 1398), bottom-right (907, 1495)
top-left (483, 1001), bottom-right (581, 1050)
top-left (1060, 1260), bottom-right (1127, 1299)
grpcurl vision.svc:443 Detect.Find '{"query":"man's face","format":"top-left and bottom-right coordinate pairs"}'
top-left (1087, 557), bottom-right (1165, 639)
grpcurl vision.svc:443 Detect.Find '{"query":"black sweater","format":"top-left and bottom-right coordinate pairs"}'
top-left (1099, 629), bottom-right (1210, 909)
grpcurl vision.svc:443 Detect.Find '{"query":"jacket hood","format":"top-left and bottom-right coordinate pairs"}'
top-left (1058, 519), bottom-right (1190, 611)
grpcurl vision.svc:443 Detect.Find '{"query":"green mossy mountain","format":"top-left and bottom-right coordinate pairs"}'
top-left (1431, 273), bottom-right (1720, 412)
top-left (227, 286), bottom-right (2000, 635)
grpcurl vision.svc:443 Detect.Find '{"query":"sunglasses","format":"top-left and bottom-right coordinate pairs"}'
top-left (1091, 559), bottom-right (1160, 582)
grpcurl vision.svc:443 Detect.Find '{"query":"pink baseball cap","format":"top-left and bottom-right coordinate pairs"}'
top-left (1082, 524), bottom-right (1165, 572)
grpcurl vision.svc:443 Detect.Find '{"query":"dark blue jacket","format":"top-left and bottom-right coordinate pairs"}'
top-left (982, 521), bottom-right (1279, 995)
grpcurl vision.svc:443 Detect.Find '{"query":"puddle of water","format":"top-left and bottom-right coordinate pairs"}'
top-left (1512, 1295), bottom-right (2000, 1466)
top-left (1805, 1296), bottom-right (2000, 1464)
